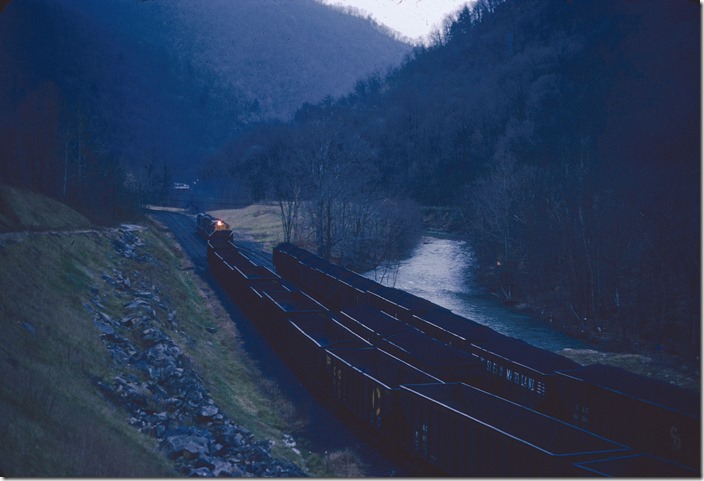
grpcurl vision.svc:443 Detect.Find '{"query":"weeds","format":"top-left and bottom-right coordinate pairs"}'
top-left (323, 449), bottom-right (367, 477)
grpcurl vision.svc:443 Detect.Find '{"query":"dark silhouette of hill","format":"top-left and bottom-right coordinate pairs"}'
top-left (0, 0), bottom-right (410, 180)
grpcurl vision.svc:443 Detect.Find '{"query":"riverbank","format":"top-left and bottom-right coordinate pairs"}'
top-left (421, 209), bottom-right (700, 389)
top-left (513, 301), bottom-right (700, 391)
top-left (376, 231), bottom-right (700, 392)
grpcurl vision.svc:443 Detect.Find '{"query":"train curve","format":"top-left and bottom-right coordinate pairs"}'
top-left (202, 226), bottom-right (700, 477)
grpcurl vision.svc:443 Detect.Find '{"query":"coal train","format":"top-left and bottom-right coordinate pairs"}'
top-left (205, 227), bottom-right (699, 477)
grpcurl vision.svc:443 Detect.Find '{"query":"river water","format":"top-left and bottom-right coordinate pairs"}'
top-left (366, 235), bottom-right (588, 353)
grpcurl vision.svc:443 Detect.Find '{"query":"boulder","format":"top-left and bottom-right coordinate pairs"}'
top-left (93, 318), bottom-right (114, 335)
top-left (187, 467), bottom-right (214, 477)
top-left (124, 299), bottom-right (155, 315)
top-left (212, 460), bottom-right (242, 477)
top-left (120, 315), bottom-right (138, 328)
top-left (194, 454), bottom-right (216, 470)
top-left (199, 405), bottom-right (219, 419)
top-left (162, 434), bottom-right (211, 460)
top-left (139, 327), bottom-right (169, 347)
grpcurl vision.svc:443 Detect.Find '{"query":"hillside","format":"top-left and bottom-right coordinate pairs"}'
top-left (0, 0), bottom-right (410, 181)
top-left (0, 184), bottom-right (91, 232)
top-left (0, 185), bottom-right (355, 476)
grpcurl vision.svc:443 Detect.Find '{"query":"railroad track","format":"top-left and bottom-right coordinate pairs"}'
top-left (146, 208), bottom-right (409, 476)
top-left (147, 209), bottom-right (273, 270)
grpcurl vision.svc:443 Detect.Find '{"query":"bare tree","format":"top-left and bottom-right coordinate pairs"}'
top-left (465, 156), bottom-right (534, 300)
top-left (273, 150), bottom-right (304, 244)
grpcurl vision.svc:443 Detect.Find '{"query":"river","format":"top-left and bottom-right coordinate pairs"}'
top-left (366, 234), bottom-right (589, 353)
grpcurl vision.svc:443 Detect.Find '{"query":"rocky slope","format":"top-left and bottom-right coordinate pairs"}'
top-left (92, 226), bottom-right (305, 476)
top-left (0, 186), bottom-right (318, 475)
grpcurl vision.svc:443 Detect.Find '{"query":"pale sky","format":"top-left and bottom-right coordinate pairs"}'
top-left (320, 0), bottom-right (474, 43)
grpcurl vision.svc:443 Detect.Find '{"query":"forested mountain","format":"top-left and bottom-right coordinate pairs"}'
top-left (1, 0), bottom-right (699, 355)
top-left (226, 0), bottom-right (700, 355)
top-left (0, 0), bottom-right (410, 220)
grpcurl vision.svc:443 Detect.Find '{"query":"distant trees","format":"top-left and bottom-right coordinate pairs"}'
top-left (272, 155), bottom-right (303, 244)
top-left (465, 132), bottom-right (699, 353)
top-left (464, 156), bottom-right (536, 301)
top-left (0, 0), bottom-right (412, 217)
top-left (0, 80), bottom-right (141, 225)
top-left (225, 113), bottom-right (422, 272)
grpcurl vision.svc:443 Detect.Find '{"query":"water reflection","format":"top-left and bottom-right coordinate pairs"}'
top-left (366, 236), bottom-right (587, 352)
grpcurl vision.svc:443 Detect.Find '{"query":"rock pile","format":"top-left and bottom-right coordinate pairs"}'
top-left (88, 226), bottom-right (306, 477)
top-left (110, 224), bottom-right (155, 263)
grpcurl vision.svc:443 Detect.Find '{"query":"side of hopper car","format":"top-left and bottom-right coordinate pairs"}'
top-left (397, 382), bottom-right (631, 477)
top-left (469, 331), bottom-right (580, 411)
top-left (573, 453), bottom-right (697, 477)
top-left (286, 313), bottom-right (372, 388)
top-left (553, 363), bottom-right (701, 469)
top-left (323, 347), bottom-right (441, 436)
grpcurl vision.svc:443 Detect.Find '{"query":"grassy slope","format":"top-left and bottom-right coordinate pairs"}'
top-left (0, 184), bottom-right (91, 232)
top-left (0, 187), bottom-right (332, 476)
top-left (0, 231), bottom-right (173, 476)
top-left (0, 187), bottom-right (171, 476)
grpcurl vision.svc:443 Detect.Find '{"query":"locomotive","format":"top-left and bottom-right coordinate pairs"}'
top-left (205, 229), bottom-right (700, 476)
top-left (195, 212), bottom-right (230, 239)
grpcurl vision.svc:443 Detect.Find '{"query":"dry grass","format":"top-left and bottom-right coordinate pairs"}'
top-left (210, 203), bottom-right (283, 251)
top-left (141, 220), bottom-right (314, 465)
top-left (558, 348), bottom-right (700, 391)
top-left (322, 449), bottom-right (367, 477)
top-left (142, 225), bottom-right (296, 434)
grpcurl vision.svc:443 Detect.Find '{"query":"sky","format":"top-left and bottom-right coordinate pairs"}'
top-left (320, 0), bottom-right (474, 42)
